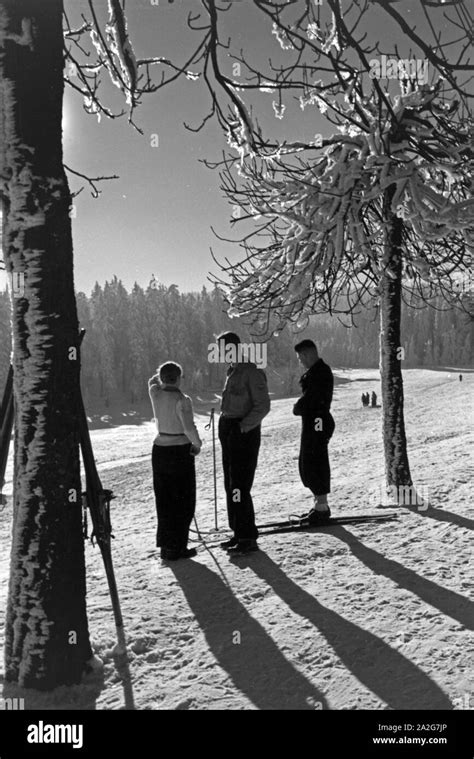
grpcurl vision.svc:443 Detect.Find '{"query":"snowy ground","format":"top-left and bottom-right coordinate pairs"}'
top-left (0, 368), bottom-right (472, 710)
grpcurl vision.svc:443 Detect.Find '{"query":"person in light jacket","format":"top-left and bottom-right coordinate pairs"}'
top-left (148, 361), bottom-right (202, 561)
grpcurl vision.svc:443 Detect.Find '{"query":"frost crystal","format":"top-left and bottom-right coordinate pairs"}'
top-left (260, 82), bottom-right (277, 93)
top-left (322, 14), bottom-right (340, 54)
top-left (315, 97), bottom-right (328, 114)
top-left (273, 101), bottom-right (286, 119)
top-left (307, 23), bottom-right (321, 41)
top-left (271, 23), bottom-right (294, 50)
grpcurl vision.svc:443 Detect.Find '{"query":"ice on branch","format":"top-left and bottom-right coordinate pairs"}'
top-left (226, 107), bottom-right (255, 163)
top-left (271, 23), bottom-right (294, 50)
top-left (105, 0), bottom-right (138, 107)
top-left (83, 94), bottom-right (101, 123)
top-left (322, 14), bottom-right (340, 54)
top-left (273, 101), bottom-right (286, 119)
top-left (260, 82), bottom-right (277, 93)
top-left (221, 86), bottom-right (473, 326)
top-left (89, 28), bottom-right (121, 94)
top-left (299, 83), bottom-right (325, 110)
top-left (307, 23), bottom-right (321, 41)
top-left (315, 97), bottom-right (328, 114)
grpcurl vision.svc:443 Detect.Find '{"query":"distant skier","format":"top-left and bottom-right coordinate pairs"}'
top-left (217, 332), bottom-right (271, 556)
top-left (361, 393), bottom-right (366, 407)
top-left (293, 339), bottom-right (335, 524)
top-left (371, 391), bottom-right (377, 408)
top-left (148, 362), bottom-right (202, 561)
top-left (459, 374), bottom-right (463, 382)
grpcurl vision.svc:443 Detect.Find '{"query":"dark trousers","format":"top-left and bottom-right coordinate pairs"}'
top-left (152, 443), bottom-right (196, 551)
top-left (218, 417), bottom-right (260, 540)
top-left (298, 414), bottom-right (335, 496)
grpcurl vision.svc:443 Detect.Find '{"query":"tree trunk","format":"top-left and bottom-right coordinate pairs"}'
top-left (0, 0), bottom-right (92, 689)
top-left (379, 187), bottom-right (412, 499)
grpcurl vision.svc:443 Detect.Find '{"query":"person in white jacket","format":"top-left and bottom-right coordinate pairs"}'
top-left (148, 361), bottom-right (202, 560)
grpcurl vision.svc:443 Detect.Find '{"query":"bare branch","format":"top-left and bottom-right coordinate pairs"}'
top-left (64, 165), bottom-right (119, 198)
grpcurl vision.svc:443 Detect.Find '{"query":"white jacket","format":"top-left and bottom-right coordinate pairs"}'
top-left (149, 383), bottom-right (202, 448)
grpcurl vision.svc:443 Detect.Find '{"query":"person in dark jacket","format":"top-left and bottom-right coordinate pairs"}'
top-left (217, 332), bottom-right (271, 555)
top-left (293, 339), bottom-right (335, 524)
top-left (371, 391), bottom-right (377, 408)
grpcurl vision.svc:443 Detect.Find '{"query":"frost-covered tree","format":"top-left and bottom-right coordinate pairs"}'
top-left (0, 0), bottom-right (93, 688)
top-left (188, 0), bottom-right (473, 495)
top-left (0, 0), bottom-right (203, 689)
top-left (214, 85), bottom-right (472, 490)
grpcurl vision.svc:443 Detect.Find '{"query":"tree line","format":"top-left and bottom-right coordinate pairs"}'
top-left (0, 277), bottom-right (471, 410)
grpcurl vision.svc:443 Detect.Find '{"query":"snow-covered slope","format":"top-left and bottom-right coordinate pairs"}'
top-left (0, 369), bottom-right (472, 709)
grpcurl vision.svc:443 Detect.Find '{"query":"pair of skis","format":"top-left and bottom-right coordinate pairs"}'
top-left (77, 330), bottom-right (126, 654)
top-left (0, 365), bottom-right (14, 506)
top-left (0, 336), bottom-right (125, 655)
top-left (197, 511), bottom-right (399, 548)
top-left (257, 511), bottom-right (398, 531)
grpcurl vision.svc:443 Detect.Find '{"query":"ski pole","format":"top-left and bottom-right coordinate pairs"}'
top-left (212, 408), bottom-right (218, 530)
top-left (205, 407), bottom-right (218, 530)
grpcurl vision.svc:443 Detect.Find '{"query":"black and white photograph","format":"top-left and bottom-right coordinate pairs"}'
top-left (0, 0), bottom-right (472, 745)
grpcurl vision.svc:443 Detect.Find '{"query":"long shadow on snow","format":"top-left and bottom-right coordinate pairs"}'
top-left (169, 560), bottom-right (328, 710)
top-left (334, 527), bottom-right (473, 631)
top-left (401, 503), bottom-right (474, 533)
top-left (248, 553), bottom-right (452, 710)
top-left (378, 488), bottom-right (474, 532)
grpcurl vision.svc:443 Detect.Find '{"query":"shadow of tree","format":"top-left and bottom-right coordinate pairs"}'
top-left (376, 488), bottom-right (473, 532)
top-left (334, 526), bottom-right (473, 630)
top-left (403, 502), bottom-right (474, 532)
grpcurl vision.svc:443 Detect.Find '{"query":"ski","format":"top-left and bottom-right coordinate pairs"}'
top-left (0, 365), bottom-right (14, 506)
top-left (256, 512), bottom-right (398, 530)
top-left (78, 329), bottom-right (126, 654)
top-left (196, 512), bottom-right (398, 549)
top-left (255, 513), bottom-right (398, 536)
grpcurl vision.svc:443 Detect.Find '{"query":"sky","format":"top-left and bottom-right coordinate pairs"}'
top-left (0, 0), bottom-right (457, 296)
top-left (62, 0), bottom-right (327, 295)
